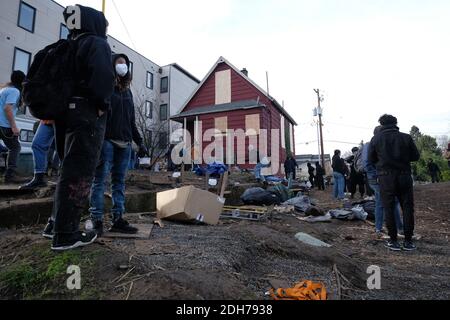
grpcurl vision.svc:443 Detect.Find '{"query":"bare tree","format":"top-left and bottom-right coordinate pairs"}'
top-left (436, 135), bottom-right (450, 152)
top-left (134, 90), bottom-right (171, 170)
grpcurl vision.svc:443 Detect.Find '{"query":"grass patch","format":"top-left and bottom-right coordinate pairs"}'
top-left (0, 243), bottom-right (103, 300)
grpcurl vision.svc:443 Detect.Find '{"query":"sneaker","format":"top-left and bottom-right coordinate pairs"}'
top-left (376, 230), bottom-right (384, 239)
top-left (51, 231), bottom-right (98, 251)
top-left (42, 220), bottom-right (54, 239)
top-left (19, 173), bottom-right (47, 190)
top-left (385, 240), bottom-right (401, 251)
top-left (109, 218), bottom-right (138, 234)
top-left (403, 241), bottom-right (417, 252)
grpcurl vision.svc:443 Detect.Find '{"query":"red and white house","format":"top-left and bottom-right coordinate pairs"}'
top-left (172, 57), bottom-right (297, 174)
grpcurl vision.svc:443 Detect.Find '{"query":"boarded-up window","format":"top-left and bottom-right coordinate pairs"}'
top-left (245, 114), bottom-right (260, 135)
top-left (215, 116), bottom-right (228, 135)
top-left (280, 115), bottom-right (286, 149)
top-left (215, 70), bottom-right (231, 105)
top-left (289, 123), bottom-right (294, 153)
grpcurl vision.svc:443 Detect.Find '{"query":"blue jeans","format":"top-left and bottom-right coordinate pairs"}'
top-left (89, 140), bottom-right (132, 222)
top-left (32, 123), bottom-right (56, 174)
top-left (370, 183), bottom-right (403, 232)
top-left (333, 172), bottom-right (345, 199)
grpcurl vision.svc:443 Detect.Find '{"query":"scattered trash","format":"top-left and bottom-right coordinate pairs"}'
top-left (221, 209), bottom-right (264, 221)
top-left (305, 206), bottom-right (325, 217)
top-left (241, 187), bottom-right (281, 206)
top-left (329, 205), bottom-right (368, 221)
top-left (295, 232), bottom-right (332, 248)
top-left (157, 186), bottom-right (225, 225)
top-left (297, 213), bottom-right (332, 223)
top-left (153, 219), bottom-right (164, 228)
top-left (273, 205), bottom-right (295, 214)
top-left (269, 280), bottom-right (327, 300)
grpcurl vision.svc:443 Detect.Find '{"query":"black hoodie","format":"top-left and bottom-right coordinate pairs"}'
top-left (63, 5), bottom-right (115, 111)
top-left (104, 54), bottom-right (143, 145)
top-left (368, 124), bottom-right (420, 173)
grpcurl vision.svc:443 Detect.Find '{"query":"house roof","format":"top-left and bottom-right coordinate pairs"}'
top-left (177, 56), bottom-right (298, 126)
top-left (163, 63), bottom-right (201, 83)
top-left (171, 100), bottom-right (265, 121)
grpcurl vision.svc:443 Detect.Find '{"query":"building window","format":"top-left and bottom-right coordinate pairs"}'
top-left (215, 116), bottom-right (228, 135)
top-left (160, 104), bottom-right (168, 121)
top-left (160, 77), bottom-right (168, 93)
top-left (60, 24), bottom-right (70, 39)
top-left (159, 132), bottom-right (168, 149)
top-left (145, 101), bottom-right (153, 119)
top-left (146, 72), bottom-right (153, 89)
top-left (18, 1), bottom-right (36, 33)
top-left (13, 47), bottom-right (31, 74)
top-left (245, 114), bottom-right (260, 136)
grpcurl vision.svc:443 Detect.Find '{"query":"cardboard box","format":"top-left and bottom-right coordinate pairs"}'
top-left (156, 186), bottom-right (225, 225)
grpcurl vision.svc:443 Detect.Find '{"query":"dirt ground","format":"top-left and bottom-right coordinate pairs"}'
top-left (0, 179), bottom-right (449, 300)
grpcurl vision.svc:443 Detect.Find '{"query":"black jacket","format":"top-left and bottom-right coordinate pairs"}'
top-left (105, 87), bottom-right (142, 145)
top-left (368, 124), bottom-right (420, 173)
top-left (64, 5), bottom-right (115, 111)
top-left (284, 158), bottom-right (298, 173)
top-left (332, 155), bottom-right (347, 175)
top-left (316, 164), bottom-right (325, 176)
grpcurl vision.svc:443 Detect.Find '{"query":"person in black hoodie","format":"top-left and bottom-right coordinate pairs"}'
top-left (89, 53), bottom-right (147, 236)
top-left (332, 150), bottom-right (348, 199)
top-left (369, 114), bottom-right (420, 252)
top-left (315, 161), bottom-right (325, 191)
top-left (42, 5), bottom-right (115, 251)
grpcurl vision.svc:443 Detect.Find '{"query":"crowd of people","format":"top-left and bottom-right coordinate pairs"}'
top-left (0, 5), bottom-right (147, 251)
top-left (332, 114), bottom-right (420, 251)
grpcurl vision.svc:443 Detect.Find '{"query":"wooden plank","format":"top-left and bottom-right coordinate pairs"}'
top-left (103, 224), bottom-right (153, 240)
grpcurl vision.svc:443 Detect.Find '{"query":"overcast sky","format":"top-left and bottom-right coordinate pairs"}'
top-left (57, 0), bottom-right (450, 155)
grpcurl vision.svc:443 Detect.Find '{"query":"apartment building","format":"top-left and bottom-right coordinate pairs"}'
top-left (0, 0), bottom-right (199, 155)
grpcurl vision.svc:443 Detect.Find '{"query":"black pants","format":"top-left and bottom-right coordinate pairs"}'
top-left (316, 175), bottom-right (325, 190)
top-left (309, 175), bottom-right (314, 187)
top-left (349, 172), bottom-right (365, 197)
top-left (286, 170), bottom-right (296, 180)
top-left (51, 98), bottom-right (106, 235)
top-left (430, 172), bottom-right (440, 183)
top-left (379, 173), bottom-right (415, 242)
top-left (0, 126), bottom-right (21, 172)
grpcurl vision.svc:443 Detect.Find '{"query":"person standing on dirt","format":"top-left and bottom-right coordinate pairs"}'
top-left (0, 71), bottom-right (26, 184)
top-left (284, 153), bottom-right (298, 180)
top-left (427, 159), bottom-right (441, 183)
top-left (346, 147), bottom-right (365, 199)
top-left (307, 162), bottom-right (315, 188)
top-left (41, 5), bottom-right (115, 251)
top-left (89, 53), bottom-right (148, 237)
top-left (19, 120), bottom-right (59, 190)
top-left (369, 114), bottom-right (420, 251)
top-left (315, 161), bottom-right (325, 191)
top-left (332, 150), bottom-right (347, 200)
top-left (362, 126), bottom-right (404, 238)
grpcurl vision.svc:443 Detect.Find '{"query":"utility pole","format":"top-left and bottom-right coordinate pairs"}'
top-left (314, 89), bottom-right (325, 169)
top-left (102, 0), bottom-right (106, 13)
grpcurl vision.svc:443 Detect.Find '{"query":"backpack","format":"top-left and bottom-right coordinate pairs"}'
top-left (354, 148), bottom-right (365, 173)
top-left (22, 34), bottom-right (88, 120)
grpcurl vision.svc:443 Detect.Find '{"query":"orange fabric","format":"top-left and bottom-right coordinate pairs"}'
top-left (41, 120), bottom-right (54, 125)
top-left (270, 281), bottom-right (327, 301)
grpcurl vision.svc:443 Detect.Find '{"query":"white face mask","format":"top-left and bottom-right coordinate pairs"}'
top-left (115, 63), bottom-right (128, 77)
